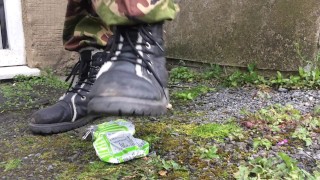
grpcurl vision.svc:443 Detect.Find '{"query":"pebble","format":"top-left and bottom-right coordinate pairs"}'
top-left (278, 88), bottom-right (288, 93)
top-left (35, 153), bottom-right (41, 158)
top-left (47, 165), bottom-right (54, 171)
top-left (69, 152), bottom-right (80, 162)
top-left (181, 88), bottom-right (320, 123)
top-left (170, 86), bottom-right (320, 174)
top-left (236, 142), bottom-right (246, 151)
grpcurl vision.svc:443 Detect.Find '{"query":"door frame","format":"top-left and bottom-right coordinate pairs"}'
top-left (0, 0), bottom-right (25, 67)
top-left (0, 0), bottom-right (39, 79)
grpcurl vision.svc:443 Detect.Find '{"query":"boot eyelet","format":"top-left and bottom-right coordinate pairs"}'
top-left (146, 42), bottom-right (151, 49)
top-left (81, 96), bottom-right (87, 101)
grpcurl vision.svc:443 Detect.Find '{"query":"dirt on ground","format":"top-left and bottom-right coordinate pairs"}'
top-left (0, 72), bottom-right (320, 179)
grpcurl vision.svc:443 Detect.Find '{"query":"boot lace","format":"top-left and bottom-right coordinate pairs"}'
top-left (65, 55), bottom-right (100, 98)
top-left (107, 25), bottom-right (167, 99)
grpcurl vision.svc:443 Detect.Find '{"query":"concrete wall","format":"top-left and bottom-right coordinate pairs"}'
top-left (22, 0), bottom-right (77, 74)
top-left (166, 0), bottom-right (320, 71)
top-left (22, 0), bottom-right (320, 72)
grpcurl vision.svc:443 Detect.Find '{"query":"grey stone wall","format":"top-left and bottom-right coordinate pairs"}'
top-left (165, 0), bottom-right (320, 71)
top-left (22, 0), bottom-right (77, 74)
top-left (22, 0), bottom-right (320, 72)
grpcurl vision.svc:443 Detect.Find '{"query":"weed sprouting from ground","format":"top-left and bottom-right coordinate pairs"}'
top-left (14, 69), bottom-right (68, 89)
top-left (234, 152), bottom-right (320, 179)
top-left (169, 64), bottom-right (320, 90)
top-left (169, 67), bottom-right (196, 83)
top-left (172, 85), bottom-right (213, 101)
top-left (3, 159), bottom-right (22, 172)
top-left (2, 65), bottom-right (320, 179)
top-left (253, 138), bottom-right (272, 150)
top-left (292, 127), bottom-right (312, 146)
top-left (0, 70), bottom-right (67, 112)
top-left (241, 104), bottom-right (320, 146)
top-left (202, 64), bottom-right (223, 79)
top-left (196, 145), bottom-right (220, 160)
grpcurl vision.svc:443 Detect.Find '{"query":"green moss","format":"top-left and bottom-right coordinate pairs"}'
top-left (140, 134), bottom-right (161, 144)
top-left (170, 170), bottom-right (190, 179)
top-left (135, 122), bottom-right (170, 136)
top-left (191, 123), bottom-right (243, 141)
top-left (76, 162), bottom-right (122, 180)
top-left (169, 67), bottom-right (197, 83)
top-left (56, 163), bottom-right (83, 180)
top-left (172, 85), bottom-right (214, 101)
top-left (4, 159), bottom-right (21, 172)
top-left (0, 71), bottom-right (67, 112)
top-left (172, 124), bottom-right (197, 135)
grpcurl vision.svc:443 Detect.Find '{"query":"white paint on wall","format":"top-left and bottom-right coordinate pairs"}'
top-left (0, 0), bottom-right (40, 79)
top-left (0, 66), bottom-right (40, 79)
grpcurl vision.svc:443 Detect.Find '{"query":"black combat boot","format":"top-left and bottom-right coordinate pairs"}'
top-left (29, 50), bottom-right (108, 134)
top-left (87, 22), bottom-right (169, 116)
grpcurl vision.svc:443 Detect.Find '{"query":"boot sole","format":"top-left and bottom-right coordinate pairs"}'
top-left (88, 96), bottom-right (168, 116)
top-left (29, 115), bottom-right (99, 134)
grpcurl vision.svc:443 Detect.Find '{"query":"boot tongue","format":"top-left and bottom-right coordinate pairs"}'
top-left (80, 50), bottom-right (92, 62)
top-left (117, 26), bottom-right (139, 41)
top-left (86, 51), bottom-right (107, 84)
top-left (92, 51), bottom-right (107, 67)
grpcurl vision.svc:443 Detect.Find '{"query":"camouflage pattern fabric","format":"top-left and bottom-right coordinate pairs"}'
top-left (63, 0), bottom-right (113, 51)
top-left (63, 0), bottom-right (179, 52)
top-left (92, 0), bottom-right (179, 25)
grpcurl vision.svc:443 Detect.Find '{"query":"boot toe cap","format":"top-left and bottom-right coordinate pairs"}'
top-left (31, 101), bottom-right (72, 124)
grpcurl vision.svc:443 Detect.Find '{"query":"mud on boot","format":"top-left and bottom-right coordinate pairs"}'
top-left (29, 50), bottom-right (108, 134)
top-left (88, 22), bottom-right (169, 116)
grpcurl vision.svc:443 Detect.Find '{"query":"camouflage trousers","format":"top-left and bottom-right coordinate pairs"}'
top-left (63, 0), bottom-right (179, 51)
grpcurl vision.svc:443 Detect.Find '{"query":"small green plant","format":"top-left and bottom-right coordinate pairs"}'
top-left (227, 70), bottom-right (243, 87)
top-left (228, 126), bottom-right (246, 141)
top-left (143, 134), bottom-right (161, 144)
top-left (161, 159), bottom-right (187, 171)
top-left (169, 67), bottom-right (196, 83)
top-left (269, 67), bottom-right (320, 89)
top-left (299, 115), bottom-right (320, 132)
top-left (15, 69), bottom-right (68, 89)
top-left (292, 126), bottom-right (312, 146)
top-left (270, 71), bottom-right (289, 87)
top-left (253, 138), bottom-right (272, 150)
top-left (313, 105), bottom-right (320, 115)
top-left (234, 152), bottom-right (317, 179)
top-left (172, 85), bottom-right (213, 101)
top-left (202, 64), bottom-right (223, 79)
top-left (224, 64), bottom-right (267, 87)
top-left (4, 159), bottom-right (21, 172)
top-left (169, 62), bottom-right (320, 90)
top-left (196, 145), bottom-right (219, 160)
top-left (0, 71), bottom-right (68, 112)
top-left (242, 104), bottom-right (301, 132)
